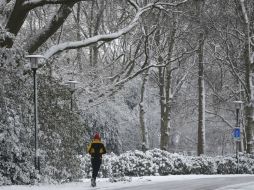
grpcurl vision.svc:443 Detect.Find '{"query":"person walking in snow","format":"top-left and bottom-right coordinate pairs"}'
top-left (87, 133), bottom-right (106, 187)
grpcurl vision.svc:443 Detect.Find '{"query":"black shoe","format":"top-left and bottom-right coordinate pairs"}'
top-left (91, 178), bottom-right (96, 187)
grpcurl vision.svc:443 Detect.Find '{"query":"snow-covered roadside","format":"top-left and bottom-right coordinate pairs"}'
top-left (216, 181), bottom-right (254, 190)
top-left (1, 175), bottom-right (254, 190)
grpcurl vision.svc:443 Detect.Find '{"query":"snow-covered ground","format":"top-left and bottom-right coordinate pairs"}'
top-left (1, 175), bottom-right (254, 190)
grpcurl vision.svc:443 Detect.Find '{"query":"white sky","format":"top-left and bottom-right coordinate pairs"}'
top-left (1, 175), bottom-right (254, 190)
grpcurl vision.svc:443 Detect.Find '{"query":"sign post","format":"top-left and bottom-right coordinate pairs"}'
top-left (233, 100), bottom-right (243, 174)
top-left (233, 127), bottom-right (240, 174)
top-left (233, 127), bottom-right (241, 141)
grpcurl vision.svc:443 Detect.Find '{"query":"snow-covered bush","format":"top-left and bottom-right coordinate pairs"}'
top-left (0, 46), bottom-right (36, 185)
top-left (238, 154), bottom-right (254, 174)
top-left (216, 156), bottom-right (237, 174)
top-left (189, 156), bottom-right (216, 174)
top-left (0, 45), bottom-right (86, 185)
top-left (81, 149), bottom-right (254, 178)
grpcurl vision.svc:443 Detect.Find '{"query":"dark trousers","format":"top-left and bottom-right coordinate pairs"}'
top-left (91, 157), bottom-right (102, 179)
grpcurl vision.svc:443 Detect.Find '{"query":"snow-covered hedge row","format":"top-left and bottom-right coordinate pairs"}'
top-left (81, 149), bottom-right (254, 178)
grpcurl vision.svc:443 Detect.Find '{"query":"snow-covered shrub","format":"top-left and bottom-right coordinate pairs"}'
top-left (81, 149), bottom-right (254, 178)
top-left (216, 156), bottom-right (237, 174)
top-left (148, 149), bottom-right (173, 175)
top-left (231, 154), bottom-right (254, 174)
top-left (172, 156), bottom-right (191, 174)
top-left (189, 156), bottom-right (216, 174)
top-left (80, 154), bottom-right (92, 178)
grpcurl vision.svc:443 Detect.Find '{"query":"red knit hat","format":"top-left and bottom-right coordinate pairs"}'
top-left (94, 133), bottom-right (100, 140)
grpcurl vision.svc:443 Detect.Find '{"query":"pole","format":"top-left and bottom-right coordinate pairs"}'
top-left (71, 94), bottom-right (73, 111)
top-left (236, 108), bottom-right (239, 174)
top-left (33, 68), bottom-right (39, 171)
top-left (70, 91), bottom-right (74, 111)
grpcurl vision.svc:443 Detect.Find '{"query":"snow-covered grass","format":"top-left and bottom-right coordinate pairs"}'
top-left (81, 149), bottom-right (254, 178)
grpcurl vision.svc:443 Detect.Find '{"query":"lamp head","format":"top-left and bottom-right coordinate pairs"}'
top-left (66, 80), bottom-right (78, 92)
top-left (233, 100), bottom-right (243, 109)
top-left (25, 55), bottom-right (45, 70)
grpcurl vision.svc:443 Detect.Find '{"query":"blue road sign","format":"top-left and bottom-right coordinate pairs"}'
top-left (233, 128), bottom-right (240, 140)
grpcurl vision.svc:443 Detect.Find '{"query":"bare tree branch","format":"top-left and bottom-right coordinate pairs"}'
top-left (206, 110), bottom-right (234, 129)
top-left (43, 0), bottom-right (190, 58)
top-left (43, 4), bottom-right (151, 58)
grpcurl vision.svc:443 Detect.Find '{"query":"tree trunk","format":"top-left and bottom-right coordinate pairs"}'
top-left (77, 2), bottom-right (82, 71)
top-left (92, 1), bottom-right (105, 67)
top-left (89, 1), bottom-right (94, 66)
top-left (1, 1), bottom-right (27, 47)
top-left (159, 65), bottom-right (167, 150)
top-left (194, 0), bottom-right (206, 156)
top-left (155, 18), bottom-right (176, 151)
top-left (240, 0), bottom-right (254, 153)
top-left (140, 69), bottom-right (149, 152)
top-left (154, 27), bottom-right (166, 150)
top-left (244, 41), bottom-right (254, 154)
top-left (25, 2), bottom-right (76, 53)
top-left (197, 32), bottom-right (206, 156)
top-left (163, 20), bottom-right (177, 151)
top-left (245, 106), bottom-right (254, 153)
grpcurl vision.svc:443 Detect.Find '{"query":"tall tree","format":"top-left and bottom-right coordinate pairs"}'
top-left (239, 0), bottom-right (254, 154)
top-left (76, 2), bottom-right (82, 71)
top-left (195, 0), bottom-right (206, 156)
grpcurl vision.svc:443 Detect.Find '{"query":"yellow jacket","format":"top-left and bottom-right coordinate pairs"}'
top-left (87, 139), bottom-right (106, 158)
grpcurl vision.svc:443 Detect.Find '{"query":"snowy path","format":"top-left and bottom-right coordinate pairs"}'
top-left (1, 175), bottom-right (254, 190)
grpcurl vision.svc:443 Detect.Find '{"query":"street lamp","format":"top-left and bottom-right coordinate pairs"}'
top-left (26, 54), bottom-right (44, 171)
top-left (233, 100), bottom-right (243, 174)
top-left (65, 80), bottom-right (78, 111)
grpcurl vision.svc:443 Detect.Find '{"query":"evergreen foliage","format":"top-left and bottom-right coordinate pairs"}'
top-left (0, 43), bottom-right (86, 185)
top-left (0, 46), bottom-right (34, 185)
top-left (37, 76), bottom-right (85, 183)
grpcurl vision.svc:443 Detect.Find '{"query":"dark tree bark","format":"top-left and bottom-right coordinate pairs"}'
top-left (1, 0), bottom-right (86, 49)
top-left (25, 2), bottom-right (76, 53)
top-left (195, 0), bottom-right (206, 156)
top-left (1, 0), bottom-right (28, 47)
top-left (197, 32), bottom-right (205, 156)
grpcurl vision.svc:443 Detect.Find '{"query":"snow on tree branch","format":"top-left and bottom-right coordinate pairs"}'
top-left (24, 3), bottom-right (75, 53)
top-left (0, 0), bottom-right (14, 26)
top-left (43, 5), bottom-right (150, 59)
top-left (22, 0), bottom-right (88, 7)
top-left (43, 0), bottom-right (189, 59)
top-left (83, 49), bottom-right (195, 106)
top-left (239, 0), bottom-right (249, 24)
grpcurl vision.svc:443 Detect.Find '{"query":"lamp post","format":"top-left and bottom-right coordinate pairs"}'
top-left (233, 100), bottom-right (243, 174)
top-left (65, 80), bottom-right (78, 111)
top-left (26, 55), bottom-right (44, 171)
top-left (65, 80), bottom-right (78, 151)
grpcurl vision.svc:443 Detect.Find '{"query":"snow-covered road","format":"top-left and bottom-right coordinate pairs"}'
top-left (1, 175), bottom-right (254, 190)
top-left (109, 176), bottom-right (254, 190)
